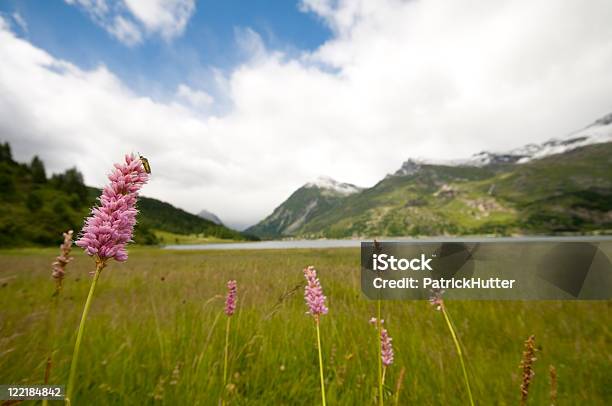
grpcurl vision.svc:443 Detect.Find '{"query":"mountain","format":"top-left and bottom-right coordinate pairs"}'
top-left (248, 113), bottom-right (612, 238)
top-left (465, 112), bottom-right (612, 166)
top-left (136, 197), bottom-right (250, 242)
top-left (245, 176), bottom-right (362, 239)
top-left (197, 209), bottom-right (223, 225)
top-left (0, 144), bottom-right (254, 247)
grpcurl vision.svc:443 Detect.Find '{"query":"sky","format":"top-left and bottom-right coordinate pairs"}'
top-left (0, 0), bottom-right (611, 230)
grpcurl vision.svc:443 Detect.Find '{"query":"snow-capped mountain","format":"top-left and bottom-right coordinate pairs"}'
top-left (466, 112), bottom-right (612, 166)
top-left (249, 112), bottom-right (612, 239)
top-left (389, 112), bottom-right (612, 174)
top-left (392, 159), bottom-right (422, 176)
top-left (245, 176), bottom-right (362, 238)
top-left (304, 176), bottom-right (363, 195)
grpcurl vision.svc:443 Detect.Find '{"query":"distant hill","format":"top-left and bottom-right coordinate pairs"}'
top-left (245, 176), bottom-right (362, 238)
top-left (197, 209), bottom-right (223, 225)
top-left (0, 144), bottom-right (254, 247)
top-left (247, 113), bottom-right (612, 238)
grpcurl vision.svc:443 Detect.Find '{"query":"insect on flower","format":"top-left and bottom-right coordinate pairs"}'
top-left (139, 153), bottom-right (151, 174)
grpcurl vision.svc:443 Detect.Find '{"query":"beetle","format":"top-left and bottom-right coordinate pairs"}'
top-left (139, 154), bottom-right (151, 174)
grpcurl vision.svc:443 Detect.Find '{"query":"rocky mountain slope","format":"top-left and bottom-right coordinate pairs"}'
top-left (245, 176), bottom-right (362, 238)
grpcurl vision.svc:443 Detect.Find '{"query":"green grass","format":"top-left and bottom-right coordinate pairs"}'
top-left (153, 230), bottom-right (238, 245)
top-left (0, 248), bottom-right (610, 405)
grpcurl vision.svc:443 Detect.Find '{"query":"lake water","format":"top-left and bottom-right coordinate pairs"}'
top-left (164, 235), bottom-right (612, 251)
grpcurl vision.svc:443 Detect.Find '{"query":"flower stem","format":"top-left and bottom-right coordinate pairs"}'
top-left (377, 300), bottom-right (383, 406)
top-left (441, 304), bottom-right (474, 406)
top-left (222, 315), bottom-right (231, 403)
top-left (66, 260), bottom-right (105, 404)
top-left (382, 366), bottom-right (387, 386)
top-left (42, 295), bottom-right (59, 406)
top-left (315, 317), bottom-right (327, 406)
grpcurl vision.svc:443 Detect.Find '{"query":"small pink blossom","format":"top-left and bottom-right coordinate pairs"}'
top-left (303, 266), bottom-right (328, 318)
top-left (76, 154), bottom-right (148, 262)
top-left (225, 280), bottom-right (237, 316)
top-left (429, 288), bottom-right (445, 311)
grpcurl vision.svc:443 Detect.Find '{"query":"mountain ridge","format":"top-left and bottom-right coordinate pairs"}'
top-left (248, 113), bottom-right (612, 239)
top-left (197, 209), bottom-right (223, 225)
top-left (245, 176), bottom-right (363, 238)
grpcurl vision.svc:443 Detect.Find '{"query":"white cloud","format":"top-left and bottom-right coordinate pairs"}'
top-left (64, 0), bottom-right (195, 45)
top-left (123, 0), bottom-right (195, 40)
top-left (11, 12), bottom-right (28, 32)
top-left (65, 0), bottom-right (110, 20)
top-left (175, 84), bottom-right (214, 110)
top-left (1, 0), bottom-right (612, 229)
top-left (108, 15), bottom-right (142, 45)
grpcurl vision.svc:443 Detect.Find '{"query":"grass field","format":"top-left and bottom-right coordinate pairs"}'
top-left (0, 247), bottom-right (610, 405)
top-left (153, 230), bottom-right (237, 245)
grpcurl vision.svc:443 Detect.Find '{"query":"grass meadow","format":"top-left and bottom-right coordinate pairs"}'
top-left (0, 247), bottom-right (610, 405)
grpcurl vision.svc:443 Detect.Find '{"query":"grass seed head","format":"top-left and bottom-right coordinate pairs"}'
top-left (519, 334), bottom-right (537, 406)
top-left (549, 365), bottom-right (557, 405)
top-left (52, 230), bottom-right (73, 292)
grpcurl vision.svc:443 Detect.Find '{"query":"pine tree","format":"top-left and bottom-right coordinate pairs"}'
top-left (31, 155), bottom-right (47, 183)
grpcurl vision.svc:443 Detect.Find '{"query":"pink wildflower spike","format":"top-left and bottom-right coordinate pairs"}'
top-left (76, 154), bottom-right (148, 262)
top-left (303, 266), bottom-right (328, 317)
top-left (370, 317), bottom-right (394, 367)
top-left (381, 328), bottom-right (394, 367)
top-left (225, 280), bottom-right (237, 316)
top-left (52, 230), bottom-right (74, 292)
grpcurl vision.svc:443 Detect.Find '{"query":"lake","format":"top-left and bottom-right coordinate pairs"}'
top-left (164, 235), bottom-right (612, 250)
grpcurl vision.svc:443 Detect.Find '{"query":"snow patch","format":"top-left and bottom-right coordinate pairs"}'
top-left (390, 112), bottom-right (612, 172)
top-left (305, 176), bottom-right (362, 195)
top-left (468, 113), bottom-right (612, 166)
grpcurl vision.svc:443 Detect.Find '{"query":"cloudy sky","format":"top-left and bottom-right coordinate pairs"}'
top-left (1, 0), bottom-right (611, 229)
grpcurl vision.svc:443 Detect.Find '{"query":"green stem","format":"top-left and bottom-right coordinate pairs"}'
top-left (315, 318), bottom-right (327, 406)
top-left (441, 305), bottom-right (474, 406)
top-left (66, 260), bottom-right (105, 404)
top-left (377, 300), bottom-right (383, 406)
top-left (382, 366), bottom-right (386, 387)
top-left (223, 316), bottom-right (231, 400)
top-left (42, 295), bottom-right (59, 406)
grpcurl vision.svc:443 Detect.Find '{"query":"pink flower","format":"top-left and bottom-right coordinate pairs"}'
top-left (225, 280), bottom-right (237, 316)
top-left (76, 154), bottom-right (148, 262)
top-left (52, 230), bottom-right (73, 291)
top-left (303, 266), bottom-right (328, 318)
top-left (370, 317), bottom-right (394, 367)
top-left (381, 328), bottom-right (394, 367)
top-left (429, 288), bottom-right (445, 311)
